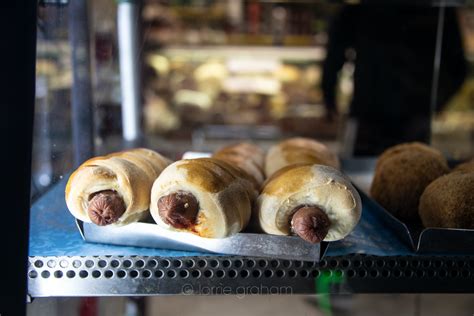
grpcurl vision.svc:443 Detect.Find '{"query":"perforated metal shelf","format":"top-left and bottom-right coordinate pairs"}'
top-left (27, 254), bottom-right (474, 297)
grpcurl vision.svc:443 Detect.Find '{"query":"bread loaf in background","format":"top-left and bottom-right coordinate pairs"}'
top-left (213, 142), bottom-right (265, 189)
top-left (265, 137), bottom-right (340, 178)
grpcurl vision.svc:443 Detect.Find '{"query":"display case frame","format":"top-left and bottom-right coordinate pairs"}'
top-left (3, 1), bottom-right (474, 309)
top-left (0, 0), bottom-right (37, 314)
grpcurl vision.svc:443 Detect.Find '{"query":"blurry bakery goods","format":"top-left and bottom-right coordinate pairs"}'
top-left (213, 142), bottom-right (265, 188)
top-left (144, 95), bottom-right (180, 133)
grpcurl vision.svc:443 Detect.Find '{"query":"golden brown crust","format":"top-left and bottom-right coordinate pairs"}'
top-left (262, 164), bottom-right (313, 197)
top-left (213, 142), bottom-right (265, 189)
top-left (176, 158), bottom-right (250, 193)
top-left (257, 164), bottom-right (362, 241)
top-left (279, 138), bottom-right (339, 168)
top-left (282, 147), bottom-right (330, 166)
top-left (370, 148), bottom-right (449, 224)
top-left (419, 172), bottom-right (474, 228)
top-left (65, 148), bottom-right (171, 225)
top-left (214, 150), bottom-right (264, 174)
top-left (215, 142), bottom-right (265, 167)
top-left (265, 137), bottom-right (340, 177)
top-left (65, 156), bottom-right (109, 199)
top-left (261, 163), bottom-right (311, 189)
top-left (129, 148), bottom-right (172, 173)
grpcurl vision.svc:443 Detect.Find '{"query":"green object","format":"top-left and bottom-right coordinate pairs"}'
top-left (315, 270), bottom-right (345, 316)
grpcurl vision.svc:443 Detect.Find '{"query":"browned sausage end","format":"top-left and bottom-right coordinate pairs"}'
top-left (158, 191), bottom-right (199, 229)
top-left (87, 190), bottom-right (126, 226)
top-left (291, 206), bottom-right (331, 243)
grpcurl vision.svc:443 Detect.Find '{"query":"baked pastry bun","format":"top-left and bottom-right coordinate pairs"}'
top-left (213, 142), bottom-right (265, 188)
top-left (265, 137), bottom-right (340, 178)
top-left (65, 148), bottom-right (171, 226)
top-left (419, 172), bottom-right (474, 228)
top-left (374, 142), bottom-right (446, 173)
top-left (257, 164), bottom-right (362, 243)
top-left (150, 158), bottom-right (256, 238)
top-left (370, 142), bottom-right (449, 224)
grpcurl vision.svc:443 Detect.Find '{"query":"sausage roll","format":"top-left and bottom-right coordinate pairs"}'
top-left (212, 142), bottom-right (265, 188)
top-left (65, 148), bottom-right (171, 226)
top-left (257, 164), bottom-right (362, 243)
top-left (150, 158), bottom-right (256, 238)
top-left (265, 137), bottom-right (340, 178)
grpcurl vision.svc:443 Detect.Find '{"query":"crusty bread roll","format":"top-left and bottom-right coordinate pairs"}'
top-left (370, 142), bottom-right (449, 224)
top-left (419, 172), bottom-right (474, 229)
top-left (150, 158), bottom-right (256, 238)
top-left (257, 164), bottom-right (362, 243)
top-left (213, 142), bottom-right (265, 188)
top-left (65, 148), bottom-right (171, 226)
top-left (265, 137), bottom-right (340, 178)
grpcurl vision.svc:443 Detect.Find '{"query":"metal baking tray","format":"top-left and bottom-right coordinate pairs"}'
top-left (342, 158), bottom-right (474, 254)
top-left (365, 195), bottom-right (474, 254)
top-left (76, 219), bottom-right (328, 261)
top-left (73, 149), bottom-right (331, 261)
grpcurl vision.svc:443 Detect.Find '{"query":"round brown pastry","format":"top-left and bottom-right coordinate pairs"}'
top-left (419, 172), bottom-right (474, 228)
top-left (370, 144), bottom-right (449, 224)
top-left (150, 158), bottom-right (256, 238)
top-left (65, 148), bottom-right (171, 226)
top-left (213, 142), bottom-right (265, 188)
top-left (257, 164), bottom-right (362, 243)
top-left (374, 142), bottom-right (446, 173)
top-left (265, 137), bottom-right (340, 178)
top-left (452, 158), bottom-right (474, 174)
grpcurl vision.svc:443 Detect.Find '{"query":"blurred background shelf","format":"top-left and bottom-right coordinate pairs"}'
top-left (158, 45), bottom-right (326, 61)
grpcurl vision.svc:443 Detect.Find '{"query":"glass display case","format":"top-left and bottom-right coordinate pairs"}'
top-left (3, 0), bottom-right (474, 314)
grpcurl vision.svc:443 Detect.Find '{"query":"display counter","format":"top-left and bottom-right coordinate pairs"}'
top-left (27, 159), bottom-right (474, 297)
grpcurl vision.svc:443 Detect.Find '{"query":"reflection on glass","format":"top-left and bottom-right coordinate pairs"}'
top-left (33, 1), bottom-right (474, 197)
